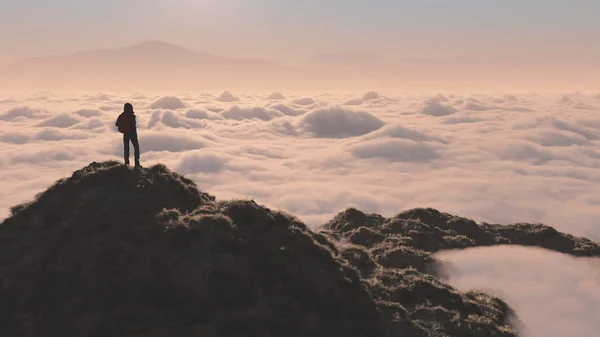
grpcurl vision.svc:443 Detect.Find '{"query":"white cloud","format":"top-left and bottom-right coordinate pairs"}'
top-left (216, 91), bottom-right (240, 102)
top-left (1, 91), bottom-right (600, 248)
top-left (526, 130), bottom-right (590, 147)
top-left (269, 119), bottom-right (299, 136)
top-left (268, 103), bottom-right (305, 116)
top-left (221, 106), bottom-right (283, 121)
top-left (425, 94), bottom-right (449, 103)
top-left (343, 98), bottom-right (364, 106)
top-left (184, 109), bottom-right (211, 120)
top-left (147, 110), bottom-right (162, 129)
top-left (11, 148), bottom-right (77, 164)
top-left (578, 119), bottom-right (600, 130)
top-left (440, 116), bottom-right (484, 124)
top-left (362, 91), bottom-right (380, 101)
top-left (206, 106), bottom-right (224, 113)
top-left (421, 100), bottom-right (457, 116)
top-left (299, 107), bottom-right (385, 138)
top-left (0, 132), bottom-right (30, 144)
top-left (178, 151), bottom-right (229, 174)
top-left (99, 105), bottom-right (119, 112)
top-left (365, 124), bottom-right (446, 143)
top-left (148, 96), bottom-right (188, 110)
top-left (73, 118), bottom-right (106, 131)
top-left (292, 97), bottom-right (316, 106)
top-left (492, 142), bottom-right (563, 164)
top-left (267, 92), bottom-right (286, 100)
top-left (75, 109), bottom-right (103, 118)
top-left (575, 103), bottom-right (595, 110)
top-left (87, 94), bottom-right (111, 101)
top-left (0, 106), bottom-right (46, 121)
top-left (36, 114), bottom-right (81, 128)
top-left (351, 138), bottom-right (440, 162)
top-left (160, 111), bottom-right (206, 129)
top-left (108, 133), bottom-right (208, 153)
top-left (0, 98), bottom-right (20, 104)
top-left (436, 246), bottom-right (600, 337)
top-left (551, 119), bottom-right (599, 141)
top-left (35, 129), bottom-right (89, 141)
top-left (464, 102), bottom-right (492, 111)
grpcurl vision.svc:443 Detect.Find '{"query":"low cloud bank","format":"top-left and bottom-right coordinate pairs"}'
top-left (148, 96), bottom-right (188, 110)
top-left (221, 106), bottom-right (283, 121)
top-left (178, 152), bottom-right (229, 174)
top-left (216, 91), bottom-right (240, 102)
top-left (1, 107), bottom-right (46, 121)
top-left (267, 92), bottom-right (286, 100)
top-left (300, 107), bottom-right (385, 138)
top-left (292, 97), bottom-right (316, 106)
top-left (351, 139), bottom-right (440, 162)
top-left (436, 245), bottom-right (600, 337)
top-left (36, 114), bottom-right (81, 128)
top-left (421, 100), bottom-right (457, 116)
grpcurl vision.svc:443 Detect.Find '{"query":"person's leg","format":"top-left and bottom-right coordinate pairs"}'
top-left (123, 133), bottom-right (130, 165)
top-left (131, 134), bottom-right (140, 167)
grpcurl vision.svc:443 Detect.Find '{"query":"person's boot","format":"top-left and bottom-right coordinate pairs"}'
top-left (134, 162), bottom-right (142, 170)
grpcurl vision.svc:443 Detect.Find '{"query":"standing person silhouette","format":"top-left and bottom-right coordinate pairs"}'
top-left (115, 103), bottom-right (141, 168)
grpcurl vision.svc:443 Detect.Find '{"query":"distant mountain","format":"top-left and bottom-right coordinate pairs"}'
top-left (0, 41), bottom-right (291, 90)
top-left (2, 40), bottom-right (280, 70)
top-left (1, 40), bottom-right (597, 91)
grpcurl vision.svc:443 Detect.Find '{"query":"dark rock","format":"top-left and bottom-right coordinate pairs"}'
top-left (324, 208), bottom-right (385, 233)
top-left (0, 162), bottom-right (383, 337)
top-left (348, 227), bottom-right (386, 247)
top-left (340, 246), bottom-right (378, 277)
top-left (395, 208), bottom-right (450, 229)
top-left (377, 300), bottom-right (429, 337)
top-left (377, 246), bottom-right (434, 272)
top-left (323, 205), bottom-right (600, 337)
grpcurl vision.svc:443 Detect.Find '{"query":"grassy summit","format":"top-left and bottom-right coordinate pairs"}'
top-left (1, 161), bottom-right (597, 336)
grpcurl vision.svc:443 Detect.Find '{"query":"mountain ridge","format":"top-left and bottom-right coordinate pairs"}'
top-left (1, 161), bottom-right (598, 336)
top-left (2, 40), bottom-right (598, 91)
top-left (1, 40), bottom-right (276, 68)
top-left (0, 40), bottom-right (293, 91)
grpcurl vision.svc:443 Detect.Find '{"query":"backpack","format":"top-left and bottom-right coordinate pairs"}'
top-left (116, 113), bottom-right (132, 134)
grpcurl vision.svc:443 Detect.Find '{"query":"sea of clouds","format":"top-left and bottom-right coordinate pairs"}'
top-left (437, 246), bottom-right (600, 337)
top-left (1, 89), bottom-right (599, 336)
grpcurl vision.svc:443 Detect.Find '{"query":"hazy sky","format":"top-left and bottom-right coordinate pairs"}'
top-left (1, 0), bottom-right (599, 65)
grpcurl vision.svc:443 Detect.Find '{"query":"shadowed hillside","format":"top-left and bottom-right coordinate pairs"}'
top-left (1, 161), bottom-right (598, 336)
top-left (321, 208), bottom-right (600, 335)
top-left (0, 162), bottom-right (385, 337)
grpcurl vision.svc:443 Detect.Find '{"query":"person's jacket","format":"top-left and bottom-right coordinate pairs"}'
top-left (116, 111), bottom-right (137, 135)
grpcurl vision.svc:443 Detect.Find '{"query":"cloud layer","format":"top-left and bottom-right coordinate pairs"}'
top-left (2, 90), bottom-right (600, 336)
top-left (436, 246), bottom-right (600, 337)
top-left (299, 107), bottom-right (385, 138)
top-left (1, 91), bottom-right (599, 244)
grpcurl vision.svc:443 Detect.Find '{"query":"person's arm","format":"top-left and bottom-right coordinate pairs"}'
top-left (132, 115), bottom-right (137, 134)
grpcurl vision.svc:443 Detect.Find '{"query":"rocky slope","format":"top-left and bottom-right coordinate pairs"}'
top-left (321, 208), bottom-right (599, 336)
top-left (0, 161), bottom-right (598, 337)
